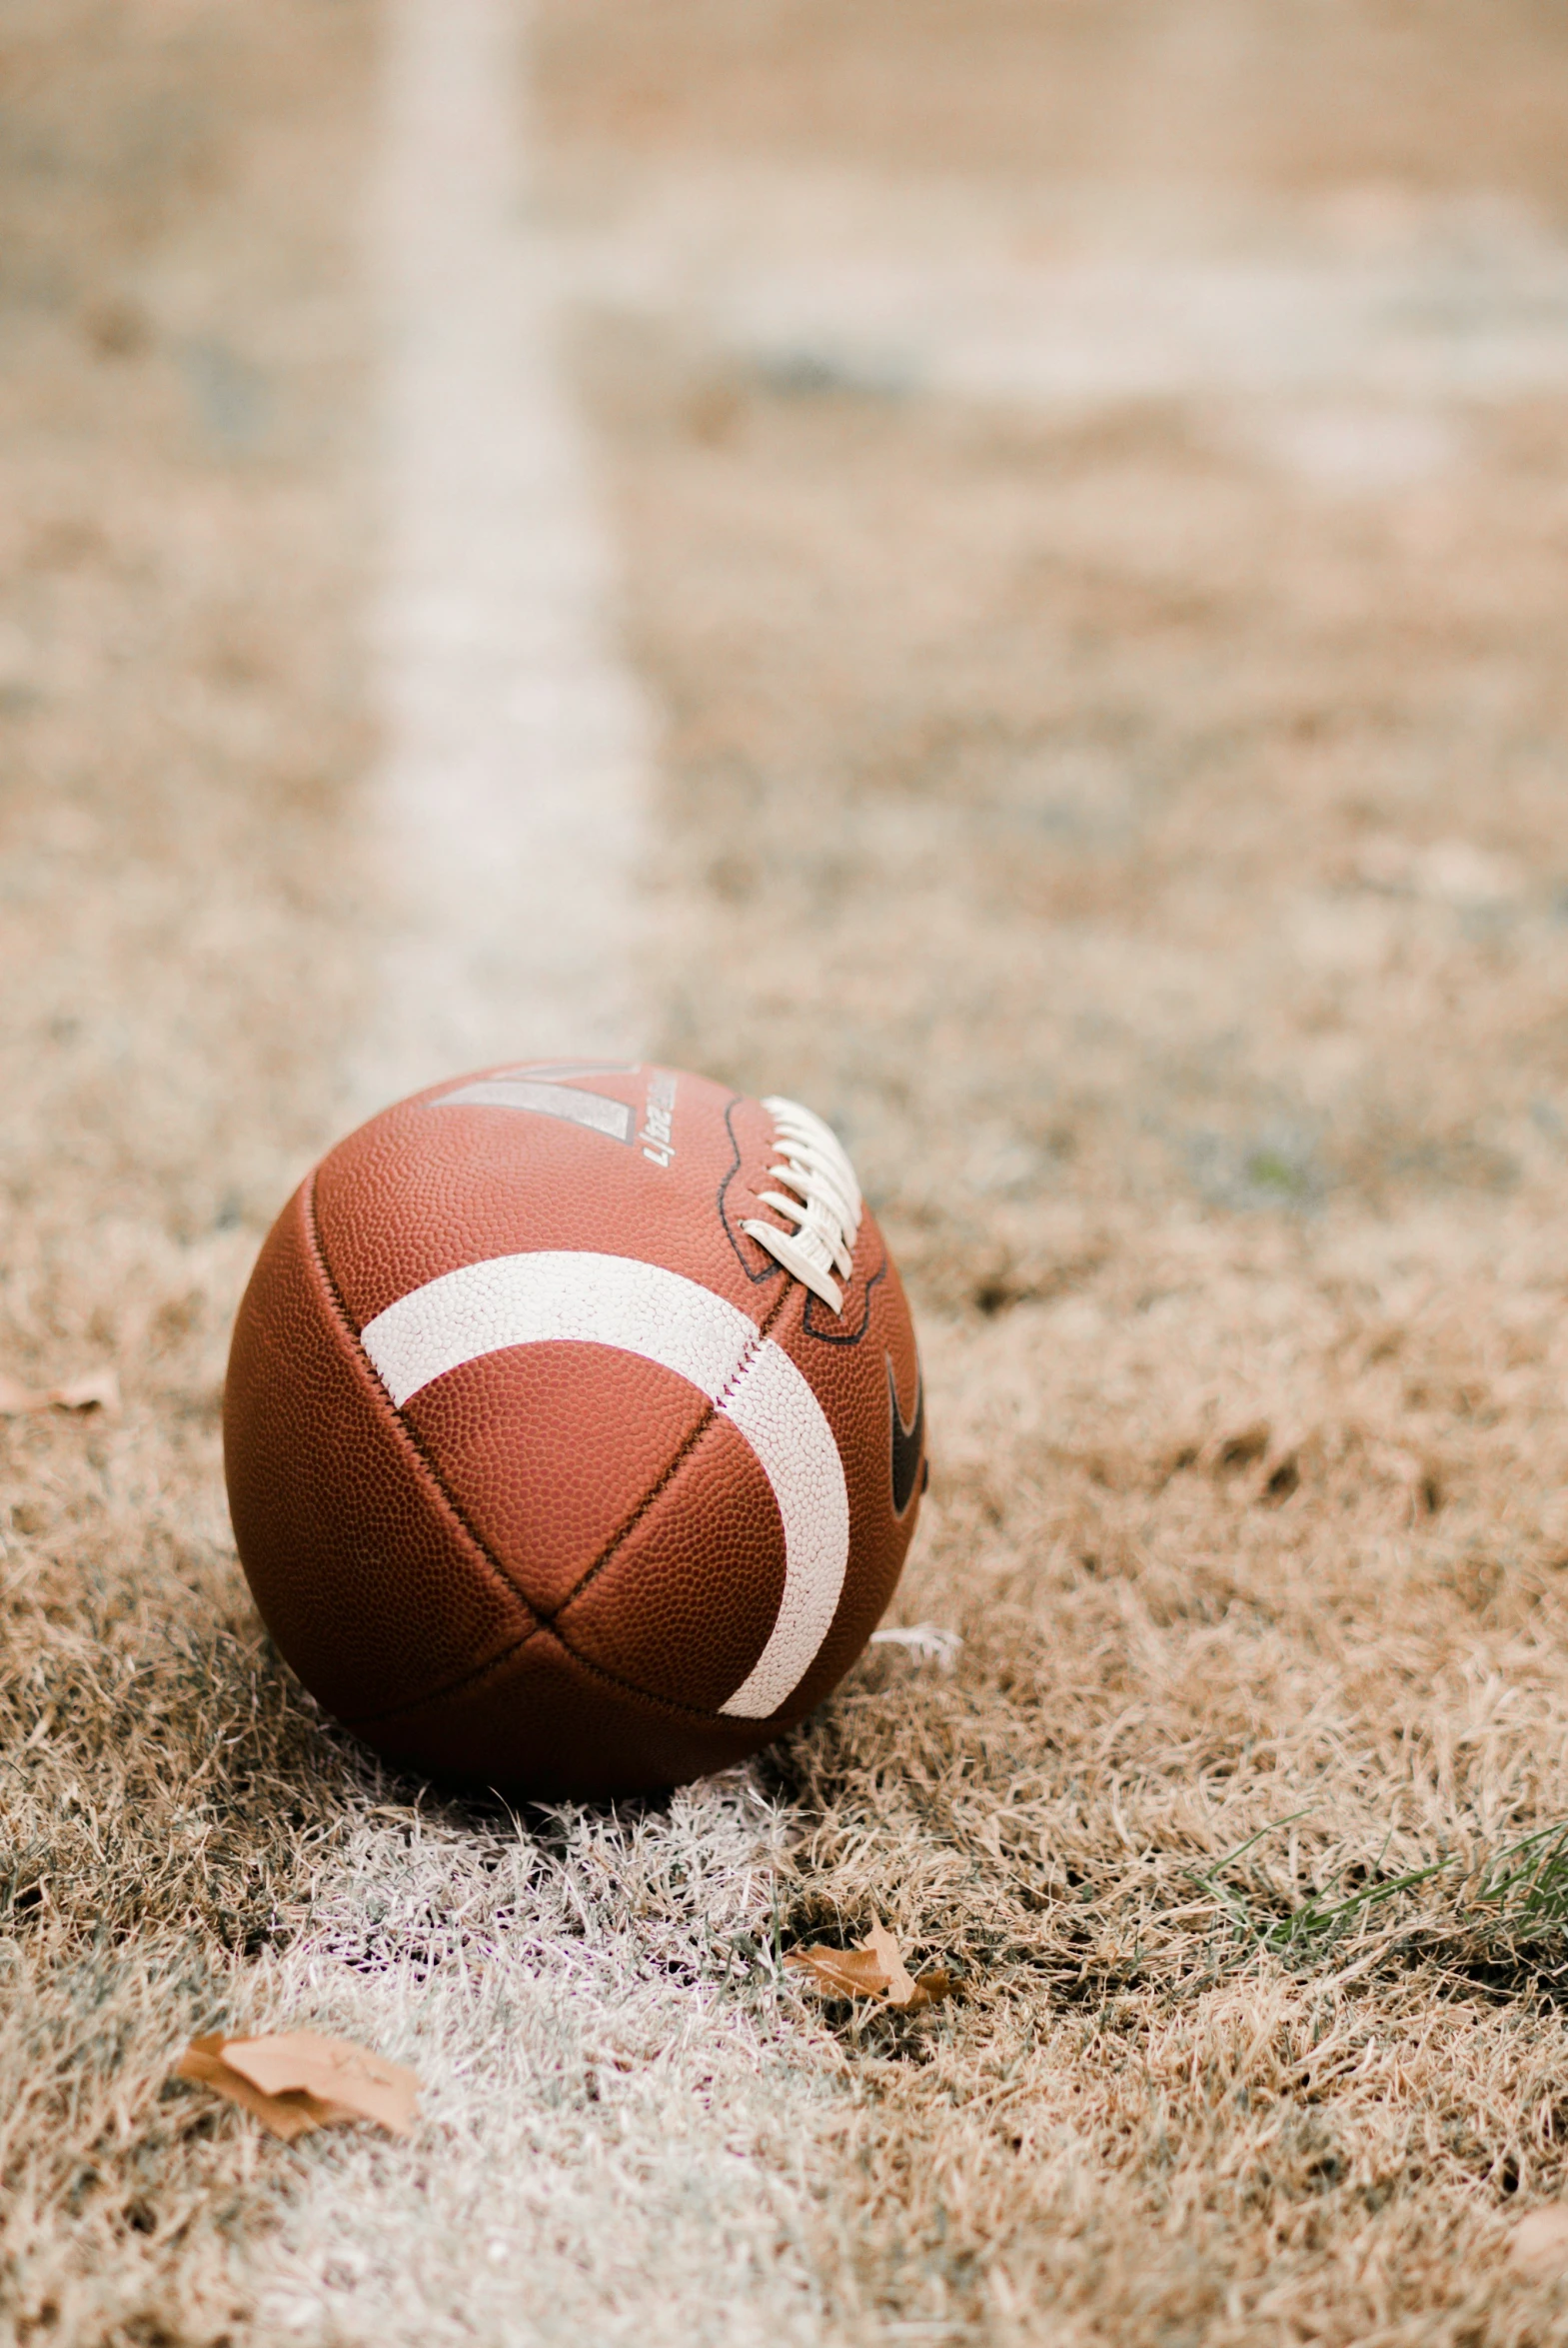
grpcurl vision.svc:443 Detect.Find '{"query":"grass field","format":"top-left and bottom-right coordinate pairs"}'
top-left (6, 1), bottom-right (1568, 2340)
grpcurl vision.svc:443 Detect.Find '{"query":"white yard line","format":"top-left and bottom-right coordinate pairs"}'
top-left (254, 1784), bottom-right (843, 2348)
top-left (255, 7), bottom-right (841, 2341)
top-left (350, 0), bottom-right (649, 1117)
top-left (556, 161), bottom-right (1568, 486)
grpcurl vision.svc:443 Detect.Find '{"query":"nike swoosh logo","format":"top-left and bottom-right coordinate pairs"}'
top-left (887, 1353), bottom-right (924, 1518)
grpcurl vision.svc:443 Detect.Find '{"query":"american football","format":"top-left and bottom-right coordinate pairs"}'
top-left (223, 1062), bottom-right (925, 1796)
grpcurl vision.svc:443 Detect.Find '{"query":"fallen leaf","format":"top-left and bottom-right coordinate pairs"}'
top-left (909, 1968), bottom-right (953, 2008)
top-left (226, 2032), bottom-right (419, 2133)
top-left (1509, 2204), bottom-right (1568, 2280)
top-left (863, 1919), bottom-right (919, 2006)
top-left (785, 1922), bottom-right (952, 2011)
top-left (176, 2030), bottom-right (419, 2140)
top-left (784, 1945), bottom-right (890, 1998)
top-left (0, 1368), bottom-right (120, 1416)
top-left (177, 2037), bottom-right (327, 2142)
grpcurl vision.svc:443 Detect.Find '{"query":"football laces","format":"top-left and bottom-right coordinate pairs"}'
top-left (742, 1096), bottom-right (862, 1313)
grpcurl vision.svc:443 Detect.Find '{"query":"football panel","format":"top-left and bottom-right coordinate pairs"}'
top-left (400, 1340), bottom-right (712, 1617)
top-left (349, 1621), bottom-right (776, 1798)
top-left (555, 1413), bottom-right (787, 1714)
top-left (223, 1178), bottom-right (536, 1726)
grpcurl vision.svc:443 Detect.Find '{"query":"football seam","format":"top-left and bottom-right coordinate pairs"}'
top-left (347, 1617), bottom-right (756, 1737)
top-left (309, 1184), bottom-right (795, 1727)
top-left (301, 1170), bottom-right (541, 1629)
top-left (343, 1352), bottom-right (789, 1730)
top-left (542, 1272), bottom-right (793, 1623)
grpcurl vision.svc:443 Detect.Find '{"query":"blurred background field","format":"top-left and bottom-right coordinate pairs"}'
top-left (5, 2), bottom-right (1568, 2341)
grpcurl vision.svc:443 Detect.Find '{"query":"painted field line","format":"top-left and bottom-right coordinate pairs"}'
top-left (351, 0), bottom-right (648, 1117)
top-left (560, 164), bottom-right (1568, 443)
top-left (253, 1788), bottom-right (839, 2348)
top-left (252, 7), bottom-right (837, 2342)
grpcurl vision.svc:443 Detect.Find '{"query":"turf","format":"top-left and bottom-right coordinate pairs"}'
top-left (7, 1), bottom-right (1568, 2342)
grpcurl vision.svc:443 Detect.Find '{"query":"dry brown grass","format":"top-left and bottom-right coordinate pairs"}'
top-left (7, 0), bottom-right (1568, 2341)
top-left (0, 1), bottom-right (376, 2333)
top-left (547, 1), bottom-right (1568, 2338)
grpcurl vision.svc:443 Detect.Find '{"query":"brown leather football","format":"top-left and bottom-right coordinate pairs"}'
top-left (223, 1062), bottom-right (926, 1796)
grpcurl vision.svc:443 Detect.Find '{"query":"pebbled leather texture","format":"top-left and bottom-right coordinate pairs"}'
top-left (223, 1063), bottom-right (925, 1796)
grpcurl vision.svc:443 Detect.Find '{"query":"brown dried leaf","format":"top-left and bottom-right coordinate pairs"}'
top-left (907, 1968), bottom-right (953, 2010)
top-left (176, 2036), bottom-right (330, 2142)
top-left (864, 1918), bottom-right (919, 2006)
top-left (176, 2030), bottom-right (419, 2140)
top-left (224, 2031), bottom-right (419, 2134)
top-left (785, 1923), bottom-right (952, 2010)
top-left (784, 1945), bottom-right (890, 1997)
top-left (0, 1368), bottom-right (120, 1416)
